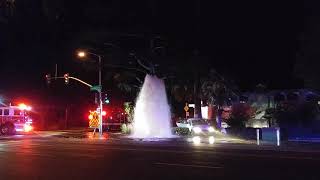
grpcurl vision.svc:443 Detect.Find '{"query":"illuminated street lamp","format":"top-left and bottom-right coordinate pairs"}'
top-left (77, 50), bottom-right (103, 136)
top-left (77, 51), bottom-right (86, 58)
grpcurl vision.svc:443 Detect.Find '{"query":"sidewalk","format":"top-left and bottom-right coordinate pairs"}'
top-left (289, 137), bottom-right (320, 143)
top-left (30, 129), bottom-right (320, 153)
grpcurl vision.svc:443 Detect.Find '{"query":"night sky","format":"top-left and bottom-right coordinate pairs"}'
top-left (0, 0), bottom-right (316, 99)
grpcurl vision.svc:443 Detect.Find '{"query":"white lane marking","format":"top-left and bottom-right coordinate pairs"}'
top-left (192, 161), bottom-right (223, 166)
top-left (154, 162), bottom-right (223, 169)
top-left (0, 151), bottom-right (56, 158)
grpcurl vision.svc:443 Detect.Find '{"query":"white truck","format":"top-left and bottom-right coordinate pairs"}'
top-left (0, 104), bottom-right (33, 135)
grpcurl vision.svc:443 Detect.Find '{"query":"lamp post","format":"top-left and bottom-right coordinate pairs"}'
top-left (77, 51), bottom-right (103, 136)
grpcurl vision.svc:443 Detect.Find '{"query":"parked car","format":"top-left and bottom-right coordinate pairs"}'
top-left (221, 122), bottom-right (230, 128)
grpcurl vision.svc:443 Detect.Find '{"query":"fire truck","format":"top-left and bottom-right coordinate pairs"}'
top-left (0, 103), bottom-right (33, 135)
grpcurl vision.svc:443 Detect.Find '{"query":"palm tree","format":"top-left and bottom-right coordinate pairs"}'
top-left (0, 93), bottom-right (8, 106)
top-left (170, 83), bottom-right (193, 103)
top-left (0, 0), bottom-right (15, 23)
top-left (113, 71), bottom-right (144, 96)
top-left (201, 69), bottom-right (239, 129)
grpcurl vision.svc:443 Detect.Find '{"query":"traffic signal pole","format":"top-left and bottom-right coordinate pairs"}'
top-left (45, 74), bottom-right (104, 135)
top-left (98, 55), bottom-right (103, 137)
top-left (46, 75), bottom-right (93, 88)
top-left (47, 52), bottom-right (104, 137)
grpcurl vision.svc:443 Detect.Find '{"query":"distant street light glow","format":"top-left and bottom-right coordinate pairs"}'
top-left (77, 51), bottom-right (86, 58)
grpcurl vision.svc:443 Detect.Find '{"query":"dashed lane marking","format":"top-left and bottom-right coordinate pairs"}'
top-left (154, 162), bottom-right (223, 169)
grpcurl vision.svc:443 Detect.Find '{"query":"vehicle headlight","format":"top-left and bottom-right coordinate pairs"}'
top-left (24, 124), bottom-right (33, 132)
top-left (193, 127), bottom-right (202, 134)
top-left (208, 127), bottom-right (215, 133)
top-left (209, 136), bottom-right (215, 144)
top-left (192, 136), bottom-right (201, 144)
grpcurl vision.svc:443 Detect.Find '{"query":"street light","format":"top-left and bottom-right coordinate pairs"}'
top-left (77, 50), bottom-right (103, 137)
top-left (77, 51), bottom-right (86, 58)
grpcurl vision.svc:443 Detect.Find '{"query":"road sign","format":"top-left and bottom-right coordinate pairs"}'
top-left (90, 85), bottom-right (102, 92)
top-left (89, 111), bottom-right (100, 128)
top-left (184, 103), bottom-right (189, 112)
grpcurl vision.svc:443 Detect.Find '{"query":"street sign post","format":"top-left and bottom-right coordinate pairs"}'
top-left (89, 111), bottom-right (99, 129)
top-left (184, 103), bottom-right (189, 118)
top-left (90, 85), bottom-right (102, 92)
top-left (91, 85), bottom-right (102, 135)
top-left (184, 104), bottom-right (189, 112)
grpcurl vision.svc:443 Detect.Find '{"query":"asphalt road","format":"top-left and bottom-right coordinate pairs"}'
top-left (0, 135), bottom-right (319, 180)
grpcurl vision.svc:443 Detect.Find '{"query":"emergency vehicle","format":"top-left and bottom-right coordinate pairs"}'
top-left (0, 103), bottom-right (33, 135)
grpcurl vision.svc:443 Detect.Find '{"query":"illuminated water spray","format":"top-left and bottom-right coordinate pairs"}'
top-left (132, 75), bottom-right (172, 138)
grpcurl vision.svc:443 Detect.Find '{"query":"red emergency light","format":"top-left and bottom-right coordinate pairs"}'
top-left (18, 103), bottom-right (32, 111)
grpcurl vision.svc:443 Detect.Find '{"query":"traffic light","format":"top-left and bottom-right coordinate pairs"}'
top-left (45, 74), bottom-right (51, 84)
top-left (104, 93), bottom-right (110, 104)
top-left (64, 73), bottom-right (69, 84)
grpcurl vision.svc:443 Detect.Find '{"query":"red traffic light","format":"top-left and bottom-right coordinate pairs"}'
top-left (45, 74), bottom-right (51, 84)
top-left (64, 73), bottom-right (69, 84)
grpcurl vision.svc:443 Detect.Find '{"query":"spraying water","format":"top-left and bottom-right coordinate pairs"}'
top-left (132, 74), bottom-right (172, 138)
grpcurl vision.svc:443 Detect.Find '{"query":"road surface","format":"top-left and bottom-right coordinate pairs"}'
top-left (0, 133), bottom-right (319, 180)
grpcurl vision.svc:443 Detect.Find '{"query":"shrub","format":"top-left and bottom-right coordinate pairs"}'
top-left (228, 103), bottom-right (254, 129)
top-left (174, 127), bottom-right (191, 136)
top-left (124, 102), bottom-right (134, 123)
top-left (121, 123), bottom-right (132, 134)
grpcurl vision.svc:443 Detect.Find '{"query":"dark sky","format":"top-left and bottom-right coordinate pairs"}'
top-left (0, 0), bottom-right (311, 97)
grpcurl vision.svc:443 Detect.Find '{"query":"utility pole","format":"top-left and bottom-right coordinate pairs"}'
top-left (65, 107), bottom-right (68, 129)
top-left (193, 50), bottom-right (202, 119)
top-left (76, 50), bottom-right (104, 137)
top-left (55, 64), bottom-right (58, 80)
top-left (98, 55), bottom-right (103, 137)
